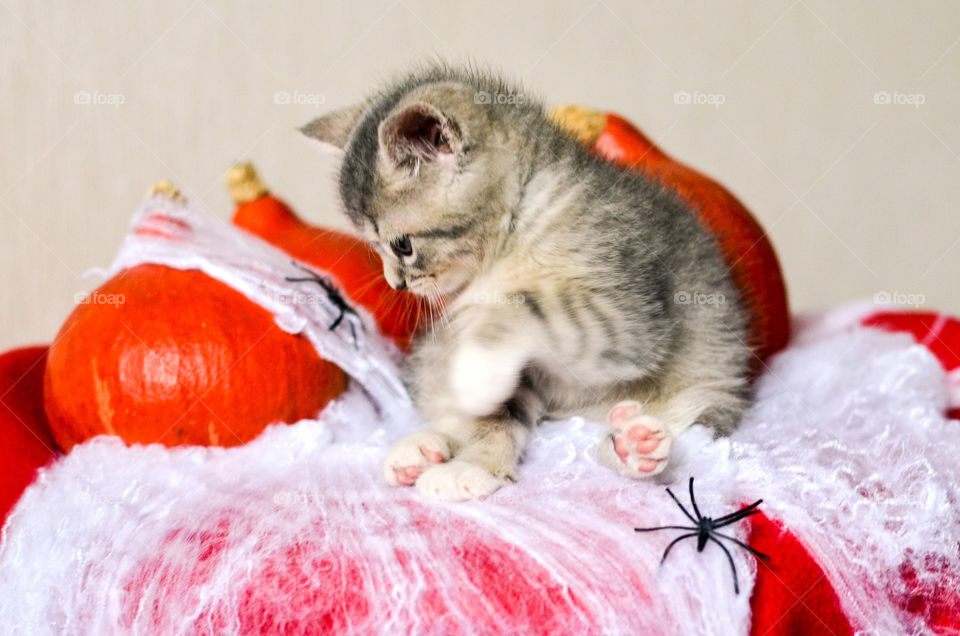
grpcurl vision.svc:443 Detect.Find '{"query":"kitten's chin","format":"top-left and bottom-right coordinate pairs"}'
top-left (438, 278), bottom-right (470, 300)
top-left (411, 278), bottom-right (468, 304)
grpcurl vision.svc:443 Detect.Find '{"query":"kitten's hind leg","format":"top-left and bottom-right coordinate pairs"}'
top-left (597, 400), bottom-right (673, 477)
top-left (597, 383), bottom-right (745, 479)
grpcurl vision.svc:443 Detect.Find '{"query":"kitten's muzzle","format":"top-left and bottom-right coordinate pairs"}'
top-left (383, 267), bottom-right (407, 291)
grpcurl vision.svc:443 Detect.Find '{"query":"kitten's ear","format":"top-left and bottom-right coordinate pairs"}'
top-left (300, 102), bottom-right (366, 152)
top-left (378, 102), bottom-right (460, 168)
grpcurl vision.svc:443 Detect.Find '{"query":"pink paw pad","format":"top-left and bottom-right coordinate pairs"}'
top-left (421, 446), bottom-right (445, 464)
top-left (395, 466), bottom-right (423, 486)
top-left (606, 401), bottom-right (671, 476)
top-left (613, 433), bottom-right (661, 463)
top-left (393, 444), bottom-right (446, 486)
top-left (634, 457), bottom-right (662, 473)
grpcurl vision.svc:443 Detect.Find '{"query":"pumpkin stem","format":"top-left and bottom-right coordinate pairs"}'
top-left (226, 162), bottom-right (269, 206)
top-left (147, 180), bottom-right (186, 203)
top-left (548, 105), bottom-right (607, 147)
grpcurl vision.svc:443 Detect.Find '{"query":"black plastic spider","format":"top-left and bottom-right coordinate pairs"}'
top-left (284, 262), bottom-right (361, 348)
top-left (635, 477), bottom-right (770, 594)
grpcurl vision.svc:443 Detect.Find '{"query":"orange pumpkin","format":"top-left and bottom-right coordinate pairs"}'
top-left (550, 106), bottom-right (790, 371)
top-left (44, 264), bottom-right (347, 451)
top-left (227, 164), bottom-right (432, 351)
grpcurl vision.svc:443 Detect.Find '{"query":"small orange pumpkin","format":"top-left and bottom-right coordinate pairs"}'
top-left (44, 262), bottom-right (347, 451)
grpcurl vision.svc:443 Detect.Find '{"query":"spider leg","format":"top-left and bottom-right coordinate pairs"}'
top-left (712, 500), bottom-right (764, 526)
top-left (708, 535), bottom-right (741, 595)
top-left (711, 531), bottom-right (771, 561)
top-left (329, 311), bottom-right (344, 330)
top-left (659, 532), bottom-right (699, 564)
top-left (349, 322), bottom-right (359, 349)
top-left (290, 261), bottom-right (318, 276)
top-left (711, 507), bottom-right (763, 529)
top-left (284, 276), bottom-right (318, 284)
top-left (634, 525), bottom-right (697, 533)
top-left (666, 488), bottom-right (699, 525)
top-left (688, 478), bottom-right (703, 520)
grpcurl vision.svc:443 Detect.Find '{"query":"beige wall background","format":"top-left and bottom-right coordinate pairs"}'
top-left (1, 1), bottom-right (957, 351)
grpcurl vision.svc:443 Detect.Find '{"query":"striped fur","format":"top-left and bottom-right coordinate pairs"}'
top-left (302, 63), bottom-right (751, 501)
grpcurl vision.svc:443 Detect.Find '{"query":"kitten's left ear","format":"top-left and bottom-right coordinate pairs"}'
top-left (300, 102), bottom-right (366, 152)
top-left (378, 102), bottom-right (461, 168)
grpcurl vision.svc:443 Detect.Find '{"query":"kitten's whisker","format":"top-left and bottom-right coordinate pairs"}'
top-left (428, 280), bottom-right (451, 330)
top-left (370, 286), bottom-right (403, 316)
top-left (347, 270), bottom-right (388, 298)
top-left (413, 295), bottom-right (423, 337)
top-left (418, 295), bottom-right (438, 345)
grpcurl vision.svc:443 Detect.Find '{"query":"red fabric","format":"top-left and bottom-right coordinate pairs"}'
top-left (747, 512), bottom-right (854, 636)
top-left (862, 311), bottom-right (960, 423)
top-left (745, 309), bottom-right (960, 635)
top-left (859, 310), bottom-right (960, 633)
top-left (0, 345), bottom-right (869, 635)
top-left (897, 556), bottom-right (960, 634)
top-left (862, 311), bottom-right (960, 373)
top-left (4, 310), bottom-right (960, 632)
top-left (0, 346), bottom-right (59, 524)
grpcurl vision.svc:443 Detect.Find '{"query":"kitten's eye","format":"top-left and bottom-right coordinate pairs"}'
top-left (390, 235), bottom-right (413, 258)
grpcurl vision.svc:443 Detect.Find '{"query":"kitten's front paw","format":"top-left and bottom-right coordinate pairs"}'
top-left (450, 342), bottom-right (522, 417)
top-left (383, 431), bottom-right (452, 486)
top-left (416, 459), bottom-right (505, 502)
top-left (597, 400), bottom-right (673, 478)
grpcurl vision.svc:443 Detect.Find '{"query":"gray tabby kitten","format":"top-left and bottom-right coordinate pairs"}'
top-left (302, 64), bottom-right (750, 502)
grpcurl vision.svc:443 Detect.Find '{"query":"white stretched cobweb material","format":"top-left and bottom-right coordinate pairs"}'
top-left (0, 199), bottom-right (957, 634)
top-left (734, 328), bottom-right (960, 634)
top-left (100, 194), bottom-right (414, 420)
